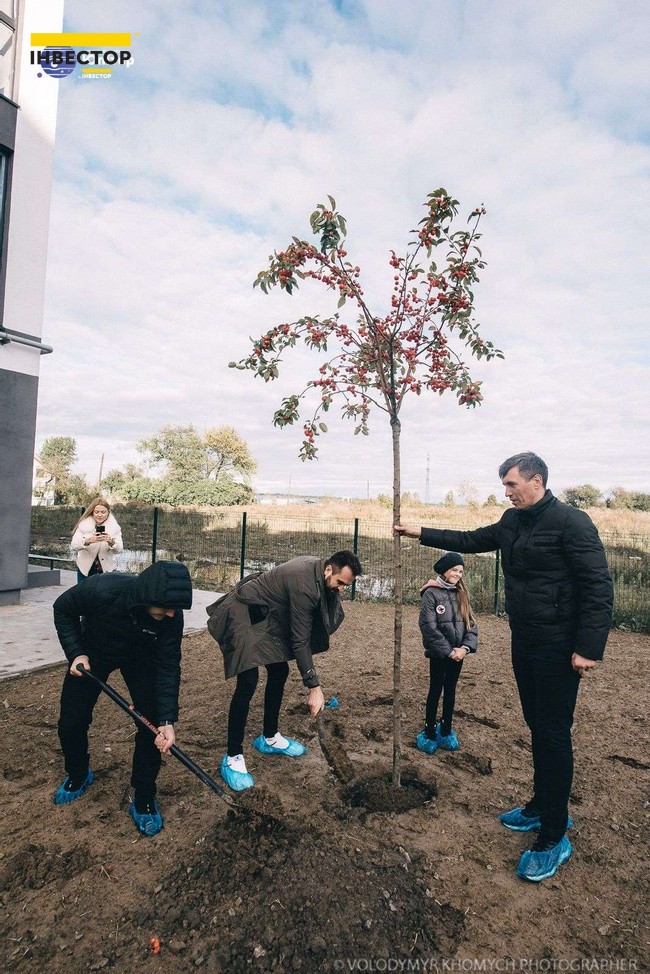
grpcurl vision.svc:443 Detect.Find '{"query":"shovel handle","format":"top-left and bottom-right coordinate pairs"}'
top-left (75, 664), bottom-right (236, 807)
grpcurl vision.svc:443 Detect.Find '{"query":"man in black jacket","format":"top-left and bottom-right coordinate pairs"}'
top-left (395, 452), bottom-right (613, 882)
top-left (52, 561), bottom-right (193, 837)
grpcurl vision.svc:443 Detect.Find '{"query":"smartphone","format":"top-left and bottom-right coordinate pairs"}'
top-left (95, 525), bottom-right (105, 534)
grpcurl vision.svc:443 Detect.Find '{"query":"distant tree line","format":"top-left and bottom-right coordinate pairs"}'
top-left (381, 484), bottom-right (650, 511)
top-left (561, 485), bottom-right (650, 511)
top-left (34, 437), bottom-right (648, 512)
top-left (34, 425), bottom-right (256, 507)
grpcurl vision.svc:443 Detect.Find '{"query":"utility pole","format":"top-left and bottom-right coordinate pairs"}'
top-left (425, 453), bottom-right (430, 504)
top-left (97, 452), bottom-right (105, 489)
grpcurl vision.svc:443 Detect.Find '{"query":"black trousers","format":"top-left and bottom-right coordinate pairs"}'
top-left (57, 655), bottom-right (161, 799)
top-left (227, 662), bottom-right (290, 756)
top-left (511, 636), bottom-right (581, 844)
top-left (425, 656), bottom-right (464, 737)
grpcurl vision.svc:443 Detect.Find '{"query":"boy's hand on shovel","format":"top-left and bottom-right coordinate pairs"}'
top-left (308, 686), bottom-right (325, 716)
top-left (71, 655), bottom-right (90, 677)
top-left (155, 725), bottom-right (176, 754)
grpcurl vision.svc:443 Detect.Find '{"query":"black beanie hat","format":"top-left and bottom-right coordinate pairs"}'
top-left (434, 552), bottom-right (464, 576)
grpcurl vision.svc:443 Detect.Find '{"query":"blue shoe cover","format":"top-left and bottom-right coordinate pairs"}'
top-left (325, 697), bottom-right (339, 709)
top-left (499, 806), bottom-right (542, 831)
top-left (252, 734), bottom-right (307, 757)
top-left (220, 755), bottom-right (254, 791)
top-left (54, 769), bottom-right (94, 805)
top-left (437, 729), bottom-right (460, 751)
top-left (516, 835), bottom-right (573, 882)
top-left (499, 807), bottom-right (573, 832)
top-left (416, 731), bottom-right (439, 755)
top-left (129, 798), bottom-right (163, 837)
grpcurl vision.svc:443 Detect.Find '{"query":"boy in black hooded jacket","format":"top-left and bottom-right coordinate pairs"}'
top-left (52, 560), bottom-right (192, 836)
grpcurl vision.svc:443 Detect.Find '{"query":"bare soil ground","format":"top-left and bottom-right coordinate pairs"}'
top-left (1, 606), bottom-right (648, 973)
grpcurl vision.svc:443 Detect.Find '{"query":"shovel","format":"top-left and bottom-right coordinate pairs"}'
top-left (316, 709), bottom-right (356, 785)
top-left (76, 664), bottom-right (237, 807)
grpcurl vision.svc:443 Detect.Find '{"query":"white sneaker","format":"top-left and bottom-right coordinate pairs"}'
top-left (264, 733), bottom-right (290, 750)
top-left (226, 753), bottom-right (249, 774)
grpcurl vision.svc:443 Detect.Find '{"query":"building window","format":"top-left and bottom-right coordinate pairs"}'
top-left (0, 148), bottom-right (8, 271)
top-left (0, 7), bottom-right (16, 100)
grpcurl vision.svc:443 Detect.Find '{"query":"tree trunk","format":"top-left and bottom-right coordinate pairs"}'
top-left (391, 413), bottom-right (402, 788)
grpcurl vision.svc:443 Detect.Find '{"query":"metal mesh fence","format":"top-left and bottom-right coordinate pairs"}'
top-left (30, 506), bottom-right (649, 632)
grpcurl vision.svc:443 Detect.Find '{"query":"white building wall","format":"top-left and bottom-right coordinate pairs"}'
top-left (2, 0), bottom-right (63, 367)
top-left (0, 0), bottom-right (63, 602)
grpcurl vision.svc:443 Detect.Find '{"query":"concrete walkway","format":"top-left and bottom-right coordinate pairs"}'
top-left (0, 571), bottom-right (219, 681)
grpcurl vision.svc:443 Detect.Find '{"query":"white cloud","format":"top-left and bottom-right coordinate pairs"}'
top-left (35, 0), bottom-right (650, 502)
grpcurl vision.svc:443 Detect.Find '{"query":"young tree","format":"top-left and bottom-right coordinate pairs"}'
top-left (232, 190), bottom-right (503, 784)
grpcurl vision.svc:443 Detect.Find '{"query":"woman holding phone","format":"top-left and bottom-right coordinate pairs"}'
top-left (71, 498), bottom-right (123, 583)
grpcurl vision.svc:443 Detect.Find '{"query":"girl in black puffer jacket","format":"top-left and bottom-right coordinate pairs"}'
top-left (416, 552), bottom-right (478, 754)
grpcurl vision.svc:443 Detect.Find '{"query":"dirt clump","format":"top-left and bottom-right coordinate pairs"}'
top-left (342, 773), bottom-right (436, 813)
top-left (0, 843), bottom-right (93, 892)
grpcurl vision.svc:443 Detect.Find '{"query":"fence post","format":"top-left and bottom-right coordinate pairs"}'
top-left (151, 506), bottom-right (159, 564)
top-left (240, 511), bottom-right (247, 580)
top-left (492, 548), bottom-right (500, 615)
top-left (351, 517), bottom-right (360, 601)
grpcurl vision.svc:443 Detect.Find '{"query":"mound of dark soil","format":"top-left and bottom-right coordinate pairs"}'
top-left (136, 789), bottom-right (464, 970)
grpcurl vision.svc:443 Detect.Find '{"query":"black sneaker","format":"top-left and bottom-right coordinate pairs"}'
top-left (531, 834), bottom-right (563, 853)
top-left (133, 795), bottom-right (157, 815)
top-left (53, 769), bottom-right (94, 805)
top-left (65, 776), bottom-right (87, 792)
top-left (516, 835), bottom-right (573, 882)
top-left (130, 797), bottom-right (163, 836)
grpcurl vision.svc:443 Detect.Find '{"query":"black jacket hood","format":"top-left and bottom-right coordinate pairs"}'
top-left (131, 561), bottom-right (193, 609)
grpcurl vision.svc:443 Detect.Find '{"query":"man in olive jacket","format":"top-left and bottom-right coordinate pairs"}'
top-left (53, 560), bottom-right (193, 836)
top-left (395, 452), bottom-right (613, 883)
top-left (207, 550), bottom-right (362, 792)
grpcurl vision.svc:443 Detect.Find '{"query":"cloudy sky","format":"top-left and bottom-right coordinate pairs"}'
top-left (35, 0), bottom-right (649, 501)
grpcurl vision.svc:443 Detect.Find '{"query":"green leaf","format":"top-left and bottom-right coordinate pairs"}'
top-left (337, 294), bottom-right (347, 309)
top-left (319, 422), bottom-right (328, 432)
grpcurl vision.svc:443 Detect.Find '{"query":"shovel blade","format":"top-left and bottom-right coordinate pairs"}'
top-left (316, 713), bottom-right (356, 784)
